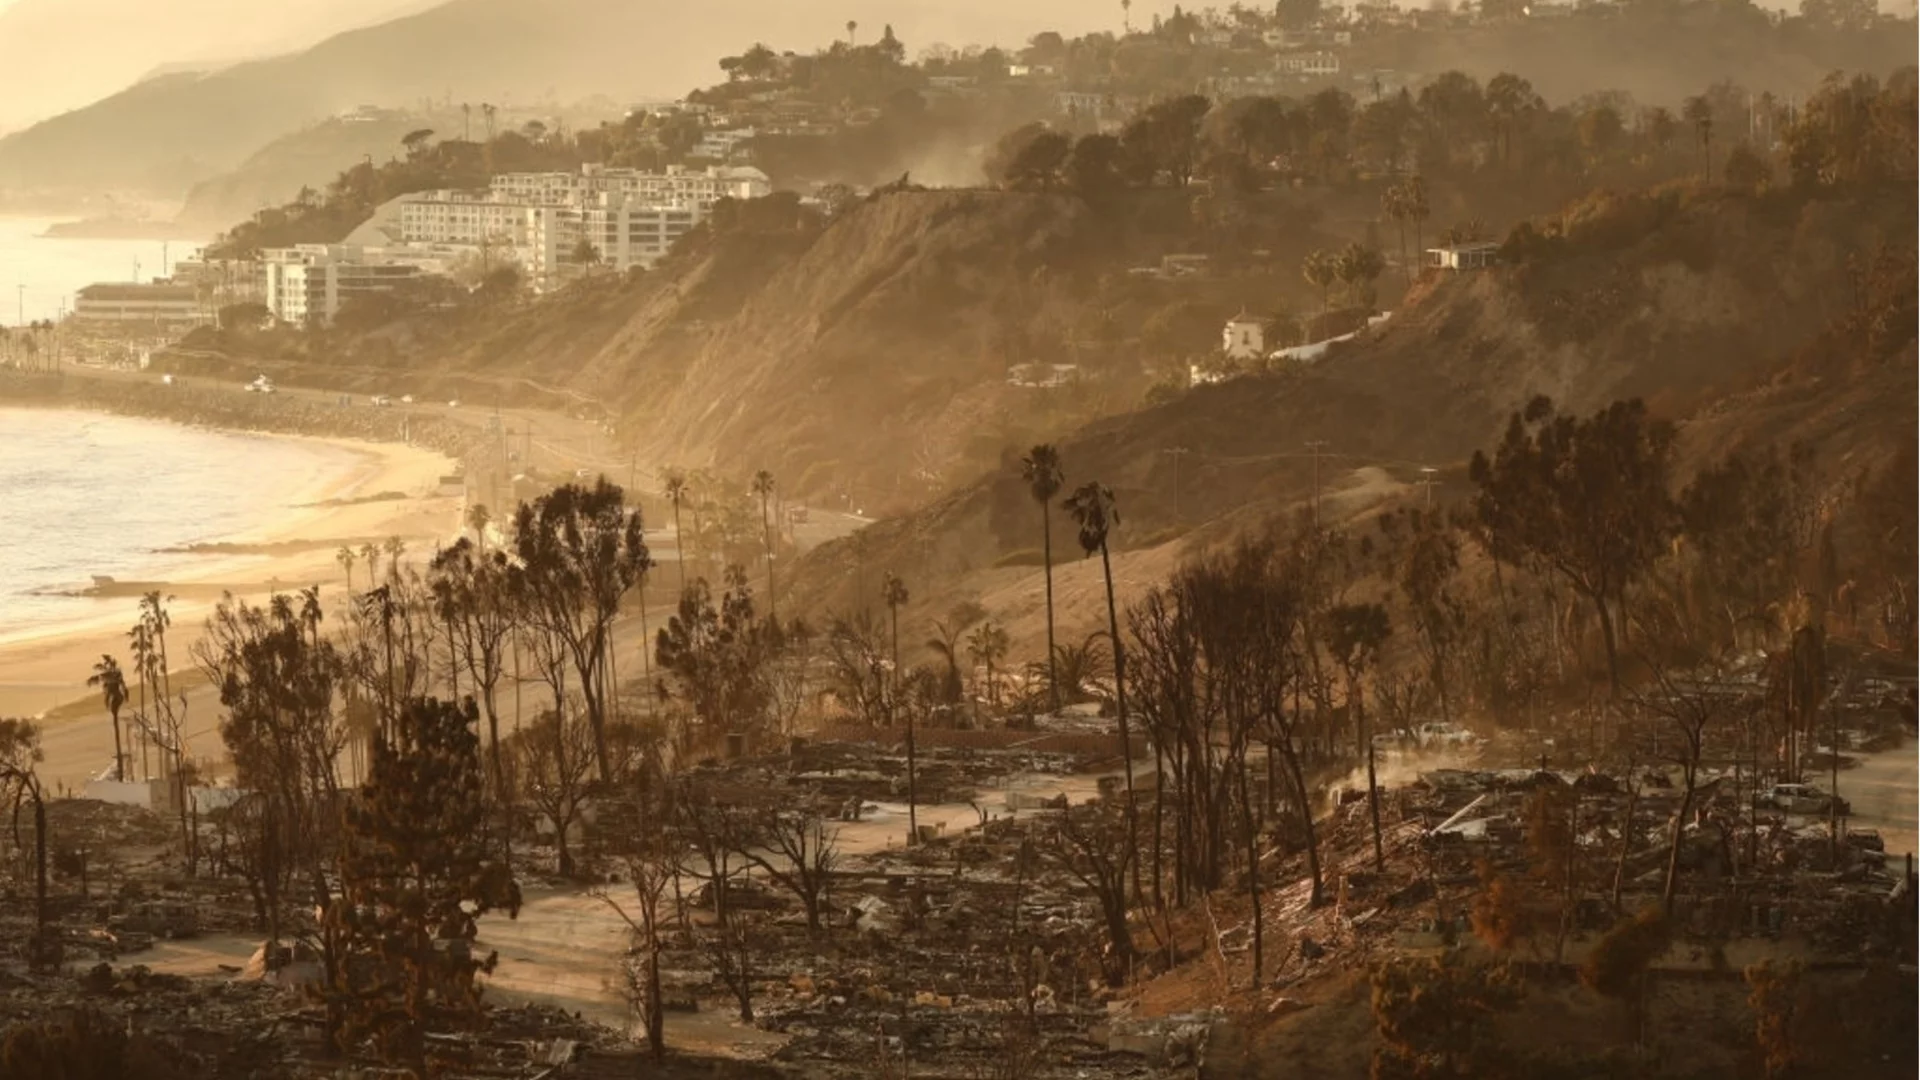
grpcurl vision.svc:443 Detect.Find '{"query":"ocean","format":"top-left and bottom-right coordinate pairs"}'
top-left (0, 216), bottom-right (205, 327)
top-left (0, 408), bottom-right (360, 642)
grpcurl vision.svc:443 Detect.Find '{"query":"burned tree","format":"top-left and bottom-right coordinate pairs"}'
top-left (514, 479), bottom-right (651, 782)
top-left (328, 697), bottom-right (520, 1073)
top-left (427, 539), bottom-right (523, 794)
top-left (1327, 602), bottom-right (1392, 872)
top-left (507, 708), bottom-right (598, 878)
top-left (1047, 800), bottom-right (1135, 986)
top-left (654, 567), bottom-right (774, 755)
top-left (196, 590), bottom-right (348, 943)
top-left (0, 718), bottom-right (52, 969)
top-left (1469, 397), bottom-right (1677, 694)
top-left (733, 800), bottom-right (841, 931)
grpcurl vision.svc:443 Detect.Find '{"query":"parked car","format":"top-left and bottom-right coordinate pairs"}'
top-left (400, 394), bottom-right (415, 404)
top-left (1845, 829), bottom-right (1885, 852)
top-left (1753, 783), bottom-right (1850, 816)
top-left (1413, 722), bottom-right (1480, 748)
top-left (370, 395), bottom-right (392, 407)
top-left (244, 375), bottom-right (274, 393)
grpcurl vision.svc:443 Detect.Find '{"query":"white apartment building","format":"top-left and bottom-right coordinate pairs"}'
top-left (262, 245), bottom-right (425, 326)
top-left (394, 165), bottom-right (771, 288)
top-left (486, 164), bottom-right (771, 207)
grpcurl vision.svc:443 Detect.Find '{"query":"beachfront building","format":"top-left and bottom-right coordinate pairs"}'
top-left (72, 282), bottom-right (205, 328)
top-left (261, 245), bottom-right (427, 326)
top-left (394, 164), bottom-right (770, 288)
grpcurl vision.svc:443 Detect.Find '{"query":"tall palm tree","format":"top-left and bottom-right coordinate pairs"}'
top-left (752, 470), bottom-right (778, 622)
top-left (846, 18), bottom-right (858, 44)
top-left (382, 535), bottom-right (407, 581)
top-left (1404, 174), bottom-right (1431, 270)
top-left (967, 621), bottom-right (1009, 713)
top-left (1302, 249), bottom-right (1337, 312)
top-left (360, 541), bottom-right (382, 586)
top-left (87, 655), bottom-right (129, 781)
top-left (663, 470), bottom-right (690, 595)
top-left (1020, 445), bottom-right (1066, 712)
top-left (1121, 0), bottom-right (1133, 32)
top-left (1064, 480), bottom-right (1140, 900)
top-left (882, 571), bottom-right (915, 841)
top-left (466, 502), bottom-right (492, 553)
top-left (1381, 183), bottom-right (1410, 286)
top-left (1683, 95), bottom-right (1714, 181)
top-left (336, 545), bottom-right (357, 594)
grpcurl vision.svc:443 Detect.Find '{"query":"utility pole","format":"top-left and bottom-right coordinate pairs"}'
top-left (1417, 466), bottom-right (1439, 509)
top-left (1305, 440), bottom-right (1329, 527)
top-left (1161, 446), bottom-right (1191, 522)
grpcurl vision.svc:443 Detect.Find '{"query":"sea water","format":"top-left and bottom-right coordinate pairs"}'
top-left (0, 216), bottom-right (204, 326)
top-left (0, 408), bottom-right (359, 641)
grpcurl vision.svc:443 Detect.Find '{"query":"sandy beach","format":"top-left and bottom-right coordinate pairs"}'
top-left (0, 422), bottom-right (462, 790)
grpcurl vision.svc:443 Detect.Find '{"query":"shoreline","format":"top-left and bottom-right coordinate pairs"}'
top-left (0, 402), bottom-right (463, 787)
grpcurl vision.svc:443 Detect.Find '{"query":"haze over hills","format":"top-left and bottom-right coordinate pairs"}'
top-left (0, 0), bottom-right (440, 134)
top-left (0, 0), bottom-right (1161, 208)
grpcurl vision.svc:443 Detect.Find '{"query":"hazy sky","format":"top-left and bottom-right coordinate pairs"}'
top-left (0, 0), bottom-right (439, 131)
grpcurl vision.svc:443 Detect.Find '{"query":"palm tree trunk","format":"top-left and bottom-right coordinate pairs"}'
top-left (672, 504), bottom-right (687, 595)
top-left (1100, 540), bottom-right (1141, 904)
top-left (1042, 504), bottom-right (1058, 712)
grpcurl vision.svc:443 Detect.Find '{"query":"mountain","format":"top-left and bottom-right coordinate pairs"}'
top-left (0, 0), bottom-right (1144, 205)
top-left (0, 0), bottom-right (437, 134)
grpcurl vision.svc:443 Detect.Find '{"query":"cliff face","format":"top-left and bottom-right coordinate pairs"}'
top-left (782, 185), bottom-right (1917, 632)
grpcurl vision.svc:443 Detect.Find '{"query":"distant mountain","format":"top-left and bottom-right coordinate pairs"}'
top-left (0, 0), bottom-right (1140, 206)
top-left (0, 0), bottom-right (438, 133)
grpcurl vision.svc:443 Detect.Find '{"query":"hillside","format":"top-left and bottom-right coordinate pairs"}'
top-left (783, 182), bottom-right (1919, 646)
top-left (0, 0), bottom-right (1138, 204)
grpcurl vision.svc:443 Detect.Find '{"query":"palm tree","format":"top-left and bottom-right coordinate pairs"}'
top-left (752, 470), bottom-right (778, 622)
top-left (382, 535), bottom-right (407, 580)
top-left (1020, 445), bottom-right (1066, 712)
top-left (1404, 174), bottom-right (1431, 271)
top-left (336, 545), bottom-right (357, 594)
top-left (1303, 249), bottom-right (1337, 312)
top-left (1381, 183), bottom-right (1410, 286)
top-left (1683, 95), bottom-right (1714, 181)
top-left (466, 503), bottom-right (492, 553)
top-left (846, 18), bottom-right (858, 45)
top-left (663, 470), bottom-right (690, 595)
top-left (1121, 0), bottom-right (1133, 32)
top-left (360, 541), bottom-right (382, 586)
top-left (1064, 480), bottom-right (1140, 900)
top-left (967, 621), bottom-right (1010, 712)
top-left (87, 656), bottom-right (129, 781)
top-left (882, 571), bottom-right (914, 841)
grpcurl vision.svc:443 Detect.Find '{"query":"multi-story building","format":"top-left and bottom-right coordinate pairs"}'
top-left (395, 165), bottom-right (771, 288)
top-left (261, 246), bottom-right (426, 326)
top-left (72, 282), bottom-right (205, 327)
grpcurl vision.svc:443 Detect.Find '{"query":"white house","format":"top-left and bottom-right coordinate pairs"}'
top-left (1277, 51), bottom-right (1341, 77)
top-left (1222, 312), bottom-right (1266, 360)
top-left (1426, 241), bottom-right (1500, 270)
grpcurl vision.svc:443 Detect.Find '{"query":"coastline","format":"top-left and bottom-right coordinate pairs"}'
top-left (0, 395), bottom-right (463, 788)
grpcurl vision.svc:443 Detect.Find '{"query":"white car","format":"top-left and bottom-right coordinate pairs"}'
top-left (370, 395), bottom-right (392, 407)
top-left (1754, 783), bottom-right (1849, 816)
top-left (245, 376), bottom-right (274, 393)
top-left (400, 394), bottom-right (415, 404)
top-left (1413, 722), bottom-right (1480, 748)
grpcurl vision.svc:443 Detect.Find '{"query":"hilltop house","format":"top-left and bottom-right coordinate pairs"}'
top-left (1426, 241), bottom-right (1500, 270)
top-left (1223, 311), bottom-right (1266, 359)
